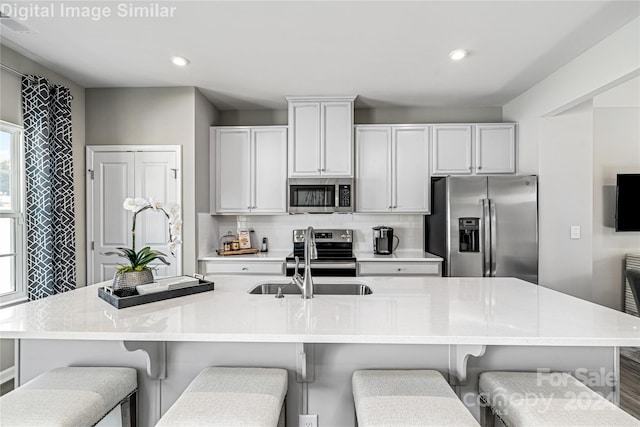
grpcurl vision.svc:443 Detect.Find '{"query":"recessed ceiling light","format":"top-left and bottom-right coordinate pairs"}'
top-left (449, 49), bottom-right (468, 61)
top-left (170, 56), bottom-right (190, 67)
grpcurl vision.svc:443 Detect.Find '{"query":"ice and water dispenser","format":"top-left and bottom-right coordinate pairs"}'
top-left (458, 218), bottom-right (480, 252)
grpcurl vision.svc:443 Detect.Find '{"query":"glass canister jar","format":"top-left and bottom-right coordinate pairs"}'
top-left (219, 232), bottom-right (236, 252)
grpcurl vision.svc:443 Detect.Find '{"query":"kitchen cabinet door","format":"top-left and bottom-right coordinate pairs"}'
top-left (393, 126), bottom-right (430, 213)
top-left (475, 124), bottom-right (516, 174)
top-left (288, 102), bottom-right (321, 177)
top-left (321, 101), bottom-right (353, 176)
top-left (431, 125), bottom-right (473, 175)
top-left (287, 97), bottom-right (355, 177)
top-left (355, 126), bottom-right (392, 212)
top-left (252, 127), bottom-right (287, 213)
top-left (214, 128), bottom-right (251, 213)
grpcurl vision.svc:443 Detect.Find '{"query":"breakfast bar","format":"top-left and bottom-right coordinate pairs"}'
top-left (1, 276), bottom-right (639, 426)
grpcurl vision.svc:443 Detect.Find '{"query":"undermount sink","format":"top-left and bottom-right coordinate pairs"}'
top-left (249, 280), bottom-right (373, 296)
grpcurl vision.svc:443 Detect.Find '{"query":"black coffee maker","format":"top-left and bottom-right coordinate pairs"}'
top-left (372, 226), bottom-right (399, 254)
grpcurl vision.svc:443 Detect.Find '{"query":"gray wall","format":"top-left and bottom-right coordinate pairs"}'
top-left (0, 44), bottom-right (86, 378)
top-left (86, 87), bottom-right (217, 275)
top-left (592, 78), bottom-right (640, 309)
top-left (216, 106), bottom-right (502, 126)
top-left (504, 18), bottom-right (640, 309)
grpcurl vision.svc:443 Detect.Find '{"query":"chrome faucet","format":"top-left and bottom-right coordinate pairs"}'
top-left (292, 226), bottom-right (317, 299)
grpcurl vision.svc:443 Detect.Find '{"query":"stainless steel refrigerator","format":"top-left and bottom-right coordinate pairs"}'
top-left (425, 175), bottom-right (538, 283)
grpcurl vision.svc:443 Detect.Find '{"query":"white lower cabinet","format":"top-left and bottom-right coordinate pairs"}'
top-left (355, 125), bottom-right (430, 213)
top-left (201, 261), bottom-right (285, 275)
top-left (358, 261), bottom-right (441, 276)
top-left (212, 126), bottom-right (287, 214)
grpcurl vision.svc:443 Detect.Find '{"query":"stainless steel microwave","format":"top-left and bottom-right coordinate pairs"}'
top-left (288, 178), bottom-right (354, 213)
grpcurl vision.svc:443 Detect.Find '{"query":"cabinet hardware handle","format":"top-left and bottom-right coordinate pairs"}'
top-left (242, 267), bottom-right (248, 271)
top-left (397, 268), bottom-right (402, 272)
top-left (477, 166), bottom-right (482, 170)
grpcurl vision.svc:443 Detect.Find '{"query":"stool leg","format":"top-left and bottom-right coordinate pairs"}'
top-left (480, 403), bottom-right (495, 427)
top-left (120, 390), bottom-right (137, 427)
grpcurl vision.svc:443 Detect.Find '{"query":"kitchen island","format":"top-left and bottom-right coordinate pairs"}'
top-left (1, 276), bottom-right (639, 426)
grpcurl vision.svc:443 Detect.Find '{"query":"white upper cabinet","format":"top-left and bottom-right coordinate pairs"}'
top-left (287, 96), bottom-right (355, 177)
top-left (431, 125), bottom-right (473, 175)
top-left (432, 123), bottom-right (516, 175)
top-left (213, 126), bottom-right (287, 214)
top-left (475, 124), bottom-right (516, 174)
top-left (356, 125), bottom-right (430, 214)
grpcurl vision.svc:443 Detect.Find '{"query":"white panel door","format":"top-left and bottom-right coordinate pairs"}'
top-left (431, 125), bottom-right (472, 175)
top-left (475, 124), bottom-right (516, 174)
top-left (134, 151), bottom-right (179, 277)
top-left (252, 127), bottom-right (287, 213)
top-left (393, 126), bottom-right (430, 213)
top-left (288, 102), bottom-right (321, 176)
top-left (355, 126), bottom-right (391, 213)
top-left (215, 128), bottom-right (251, 212)
top-left (321, 102), bottom-right (353, 176)
top-left (88, 148), bottom-right (181, 284)
top-left (91, 152), bottom-right (134, 283)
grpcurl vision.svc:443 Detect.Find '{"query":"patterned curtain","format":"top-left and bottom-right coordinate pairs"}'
top-left (22, 76), bottom-right (76, 300)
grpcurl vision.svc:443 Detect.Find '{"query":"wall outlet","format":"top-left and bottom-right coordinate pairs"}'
top-left (570, 225), bottom-right (581, 240)
top-left (299, 414), bottom-right (318, 427)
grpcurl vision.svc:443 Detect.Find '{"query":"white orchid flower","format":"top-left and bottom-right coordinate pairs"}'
top-left (166, 202), bottom-right (181, 217)
top-left (170, 221), bottom-right (182, 237)
top-left (134, 197), bottom-right (149, 211)
top-left (168, 238), bottom-right (183, 255)
top-left (123, 198), bottom-right (138, 212)
top-left (148, 197), bottom-right (164, 211)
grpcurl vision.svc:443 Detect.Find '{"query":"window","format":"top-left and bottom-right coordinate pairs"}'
top-left (0, 121), bottom-right (26, 305)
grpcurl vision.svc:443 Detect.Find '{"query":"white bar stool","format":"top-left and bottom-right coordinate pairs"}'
top-left (479, 371), bottom-right (640, 426)
top-left (352, 369), bottom-right (480, 426)
top-left (156, 366), bottom-right (288, 427)
top-left (0, 366), bottom-right (137, 427)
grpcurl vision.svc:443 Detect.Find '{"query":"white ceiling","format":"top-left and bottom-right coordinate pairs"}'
top-left (1, 1), bottom-right (638, 110)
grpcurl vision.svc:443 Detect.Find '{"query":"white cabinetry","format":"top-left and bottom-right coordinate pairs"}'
top-left (355, 125), bottom-right (430, 213)
top-left (201, 260), bottom-right (284, 275)
top-left (287, 96), bottom-right (355, 177)
top-left (212, 126), bottom-right (287, 214)
top-left (431, 123), bottom-right (516, 175)
top-left (475, 124), bottom-right (516, 174)
top-left (358, 261), bottom-right (441, 276)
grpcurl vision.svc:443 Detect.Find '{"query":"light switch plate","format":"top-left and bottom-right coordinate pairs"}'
top-left (570, 226), bottom-right (581, 240)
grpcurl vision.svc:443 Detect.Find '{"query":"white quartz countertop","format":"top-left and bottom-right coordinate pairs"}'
top-left (1, 276), bottom-right (639, 347)
top-left (355, 250), bottom-right (443, 262)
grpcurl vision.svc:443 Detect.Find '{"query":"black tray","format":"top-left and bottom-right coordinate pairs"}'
top-left (98, 277), bottom-right (215, 309)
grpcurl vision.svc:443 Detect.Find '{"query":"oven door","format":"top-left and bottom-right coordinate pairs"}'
top-left (286, 260), bottom-right (357, 277)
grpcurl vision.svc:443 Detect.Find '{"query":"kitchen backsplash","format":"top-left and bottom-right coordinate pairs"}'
top-left (198, 213), bottom-right (424, 256)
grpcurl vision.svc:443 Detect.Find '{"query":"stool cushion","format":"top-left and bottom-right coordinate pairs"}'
top-left (352, 370), bottom-right (480, 427)
top-left (479, 371), bottom-right (640, 426)
top-left (156, 367), bottom-right (288, 427)
top-left (0, 367), bottom-right (137, 427)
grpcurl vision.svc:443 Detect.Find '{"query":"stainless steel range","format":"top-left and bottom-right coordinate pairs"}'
top-left (286, 229), bottom-right (356, 277)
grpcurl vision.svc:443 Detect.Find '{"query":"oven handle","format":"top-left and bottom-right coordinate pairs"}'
top-left (286, 262), bottom-right (357, 269)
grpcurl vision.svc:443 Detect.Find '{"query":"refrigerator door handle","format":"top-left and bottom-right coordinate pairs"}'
top-left (482, 199), bottom-right (491, 277)
top-left (489, 199), bottom-right (497, 276)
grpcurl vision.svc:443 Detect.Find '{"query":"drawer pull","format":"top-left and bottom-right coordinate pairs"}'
top-left (241, 267), bottom-right (248, 271)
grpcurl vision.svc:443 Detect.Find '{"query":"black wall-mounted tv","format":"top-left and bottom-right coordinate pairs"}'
top-left (615, 174), bottom-right (640, 232)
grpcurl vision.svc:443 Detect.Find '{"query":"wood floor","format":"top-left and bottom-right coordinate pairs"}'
top-left (621, 348), bottom-right (640, 420)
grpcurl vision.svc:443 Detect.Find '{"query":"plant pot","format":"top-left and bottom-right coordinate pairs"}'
top-left (112, 269), bottom-right (154, 297)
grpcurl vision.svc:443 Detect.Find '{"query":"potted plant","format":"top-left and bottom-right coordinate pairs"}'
top-left (106, 197), bottom-right (182, 296)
